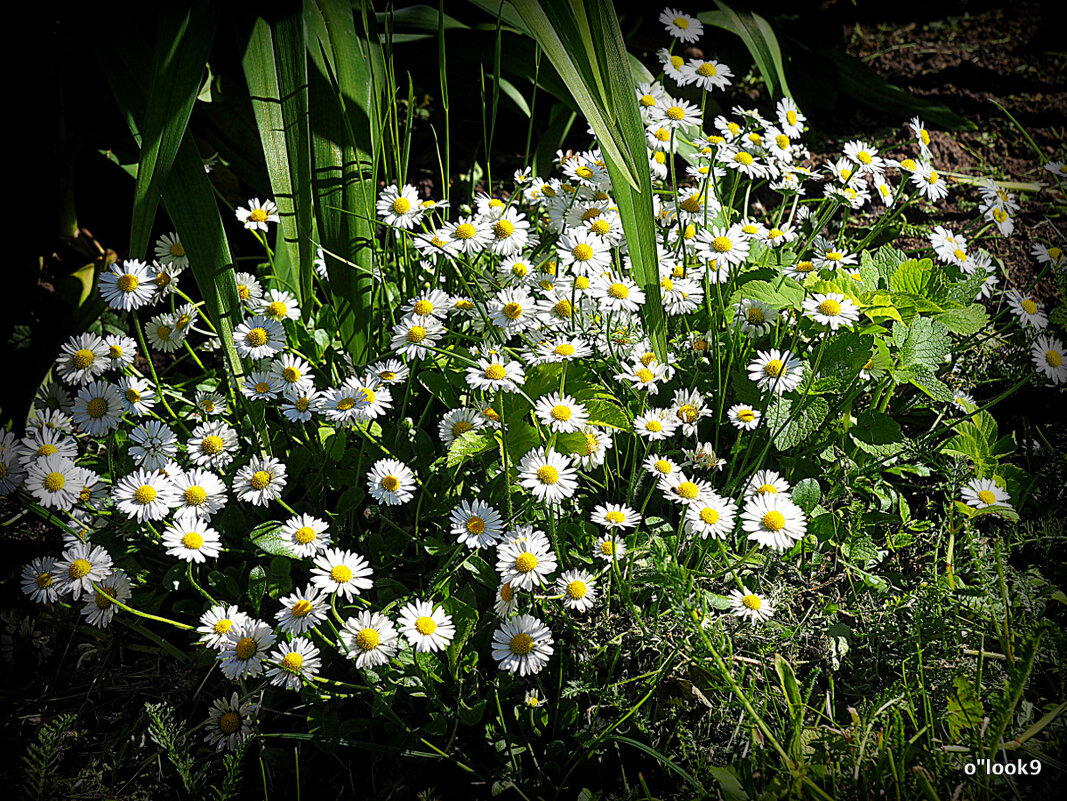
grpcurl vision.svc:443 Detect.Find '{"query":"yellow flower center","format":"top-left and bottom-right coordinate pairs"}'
top-left (494, 220), bottom-right (515, 238)
top-left (291, 600), bottom-right (313, 618)
top-left (134, 484), bottom-right (157, 504)
top-left (712, 236), bottom-right (733, 253)
top-left (354, 627), bottom-right (379, 652)
top-left (734, 152), bottom-right (754, 166)
top-left (1021, 299), bottom-right (1038, 314)
top-left (510, 632), bottom-right (534, 654)
top-left (198, 436), bottom-right (224, 458)
top-left (679, 194), bottom-right (702, 213)
top-left (330, 565), bottom-right (353, 583)
top-left (294, 526), bottom-right (317, 544)
top-left (124, 387), bottom-right (142, 403)
top-left (699, 507), bottom-right (719, 525)
top-left (786, 110), bottom-right (798, 126)
top-left (762, 511), bottom-right (786, 531)
top-left (453, 420), bottom-right (474, 437)
top-left (776, 134), bottom-right (790, 149)
top-left (155, 325), bottom-right (172, 341)
top-left (413, 300), bottom-right (436, 318)
top-left (117, 274), bottom-right (140, 293)
top-left (392, 197), bottom-right (411, 215)
top-left (608, 282), bottom-right (630, 299)
top-left (654, 459), bottom-right (672, 474)
top-left (678, 404), bottom-right (697, 423)
top-left (573, 243), bottom-right (594, 261)
top-left (220, 712), bottom-right (240, 734)
top-left (639, 93), bottom-right (656, 107)
top-left (926, 170), bottom-right (940, 184)
top-left (415, 616), bottom-right (437, 635)
top-left (281, 652), bottom-right (303, 671)
top-left (550, 404), bottom-right (572, 422)
top-left (255, 382), bottom-right (270, 394)
top-left (670, 55), bottom-right (684, 69)
top-left (975, 489), bottom-right (996, 505)
top-left (72, 348), bottom-right (96, 370)
top-left (747, 307), bottom-right (765, 324)
top-left (673, 16), bottom-right (689, 28)
top-left (764, 359), bottom-right (785, 378)
top-left (35, 571), bottom-right (52, 588)
top-left (214, 619), bottom-right (233, 635)
top-left (742, 593), bottom-right (762, 610)
top-left (181, 531), bottom-right (204, 549)
top-left (248, 209), bottom-right (269, 223)
top-left (407, 325), bottom-right (427, 343)
top-left (381, 475), bottom-right (401, 492)
top-left (796, 261), bottom-right (814, 273)
top-left (676, 481), bottom-right (699, 499)
top-left (484, 363), bottom-right (507, 380)
top-left (503, 301), bottom-right (523, 320)
top-left (600, 540), bottom-right (616, 556)
top-left (636, 368), bottom-right (654, 383)
top-left (1046, 350), bottom-right (1063, 367)
top-left (454, 223), bottom-right (476, 240)
top-left (86, 398), bottom-right (108, 419)
top-left (566, 580), bottom-right (587, 600)
top-left (666, 106), bottom-right (686, 121)
top-left (246, 328), bottom-right (269, 348)
top-left (537, 466), bottom-right (559, 485)
top-left (645, 420), bottom-right (663, 432)
top-left (818, 299), bottom-right (842, 316)
top-left (499, 583), bottom-right (515, 602)
top-left (515, 552), bottom-right (538, 573)
top-left (575, 275), bottom-right (590, 290)
top-left (606, 511), bottom-right (625, 524)
top-left (575, 165), bottom-right (594, 179)
top-left (238, 284), bottom-right (250, 300)
top-left (234, 637), bottom-right (257, 660)
top-left (697, 62), bottom-right (717, 77)
top-left (857, 151), bottom-right (872, 165)
top-left (249, 471), bottom-right (272, 490)
top-left (68, 558), bottom-right (91, 579)
top-left (465, 516), bottom-right (486, 535)
top-left (553, 299), bottom-right (573, 318)
top-left (993, 208), bottom-right (1008, 222)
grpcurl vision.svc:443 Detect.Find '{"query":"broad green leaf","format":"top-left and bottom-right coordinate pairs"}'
top-left (937, 304), bottom-right (989, 335)
top-left (729, 278), bottom-right (804, 310)
top-left (447, 431), bottom-right (496, 468)
top-left (889, 258), bottom-right (934, 295)
top-left (850, 409), bottom-right (904, 457)
top-left (129, 6), bottom-right (218, 260)
top-left (242, 12), bottom-right (315, 309)
top-left (945, 676), bottom-right (985, 738)
top-left (584, 399), bottom-right (630, 430)
top-left (766, 396), bottom-right (829, 451)
top-left (792, 478), bottom-right (821, 514)
top-left (899, 316), bottom-right (952, 370)
top-left (250, 521), bottom-right (297, 557)
top-left (701, 2), bottom-right (790, 99)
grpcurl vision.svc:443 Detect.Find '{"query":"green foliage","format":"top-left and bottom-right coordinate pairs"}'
top-left (19, 714), bottom-right (77, 801)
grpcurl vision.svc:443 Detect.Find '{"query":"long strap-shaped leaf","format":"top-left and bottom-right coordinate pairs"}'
top-left (703, 2), bottom-right (790, 99)
top-left (304, 0), bottom-right (381, 365)
top-left (129, 5), bottom-right (218, 260)
top-left (98, 23), bottom-right (245, 392)
top-left (509, 0), bottom-right (666, 360)
top-left (242, 13), bottom-right (316, 310)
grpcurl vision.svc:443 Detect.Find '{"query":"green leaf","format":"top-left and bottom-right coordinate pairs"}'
top-left (584, 399), bottom-right (629, 430)
top-left (766, 396), bottom-right (829, 451)
top-left (129, 6), bottom-right (218, 260)
top-left (792, 478), bottom-right (821, 514)
top-left (250, 521), bottom-right (297, 557)
top-left (899, 316), bottom-right (952, 370)
top-left (702, 2), bottom-right (790, 98)
top-left (937, 304), bottom-right (989, 336)
top-left (729, 278), bottom-right (805, 310)
top-left (903, 364), bottom-right (956, 404)
top-left (889, 258), bottom-right (935, 295)
top-left (242, 12), bottom-right (315, 309)
top-left (826, 621), bottom-right (851, 671)
top-left (447, 431), bottom-right (496, 468)
top-left (850, 409), bottom-right (904, 457)
top-left (945, 676), bottom-right (985, 738)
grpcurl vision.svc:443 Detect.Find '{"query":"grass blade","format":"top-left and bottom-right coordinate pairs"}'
top-left (242, 12), bottom-right (316, 310)
top-left (703, 2), bottom-right (790, 99)
top-left (129, 6), bottom-right (217, 260)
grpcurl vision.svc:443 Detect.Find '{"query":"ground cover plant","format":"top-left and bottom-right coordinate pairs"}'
top-left (3, 1), bottom-right (1066, 799)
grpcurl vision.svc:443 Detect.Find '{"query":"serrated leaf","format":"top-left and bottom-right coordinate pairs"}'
top-left (447, 431), bottom-right (496, 468)
top-left (792, 478), bottom-right (821, 514)
top-left (851, 409), bottom-right (904, 457)
top-left (945, 676), bottom-right (985, 738)
top-left (250, 521), bottom-right (297, 557)
top-left (900, 316), bottom-right (952, 370)
top-left (766, 396), bottom-right (829, 451)
top-left (729, 277), bottom-right (805, 310)
top-left (937, 304), bottom-right (989, 335)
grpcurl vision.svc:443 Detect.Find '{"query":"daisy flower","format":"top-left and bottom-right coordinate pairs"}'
top-left (695, 224), bottom-right (750, 267)
top-left (267, 638), bottom-right (321, 691)
top-left (376, 183), bottom-right (422, 229)
top-left (492, 615), bottom-right (554, 676)
top-left (961, 477), bottom-right (1011, 509)
top-left (843, 140), bottom-right (884, 174)
top-left (117, 376), bottom-right (156, 416)
top-left (21, 556), bottom-right (58, 604)
top-left (219, 619), bottom-right (277, 679)
top-left (55, 333), bottom-right (110, 385)
top-left (812, 242), bottom-right (857, 269)
top-left (187, 420), bottom-right (240, 470)
top-left (52, 542), bottom-right (113, 601)
top-left (1005, 290), bottom-right (1047, 330)
top-left (162, 516), bottom-right (222, 563)
top-left (129, 421), bottom-right (178, 470)
top-left (534, 392), bottom-right (589, 434)
top-left (154, 232), bottom-right (188, 268)
top-left (280, 514), bottom-right (331, 558)
top-left (198, 605), bottom-right (251, 651)
top-left (339, 611), bottom-right (399, 669)
top-left (467, 355), bottom-right (527, 393)
top-left (659, 8), bottom-right (703, 42)
top-left (99, 259), bottom-right (155, 311)
top-left (729, 587), bottom-right (774, 624)
top-left (366, 458), bottom-right (416, 505)
top-left (234, 315), bottom-right (286, 360)
top-left (686, 493), bottom-right (738, 539)
top-left (728, 403), bottom-right (761, 430)
top-left (680, 57), bottom-right (732, 91)
top-left (557, 228), bottom-right (612, 272)
top-left (236, 198), bottom-right (280, 231)
top-left (1031, 335), bottom-right (1067, 384)
top-left (71, 381), bottom-right (124, 437)
top-left (320, 383), bottom-right (371, 426)
top-left (311, 548), bottom-right (373, 599)
top-left (911, 162), bottom-right (949, 202)
top-left (517, 448), bottom-right (579, 504)
top-left (735, 300), bottom-right (777, 338)
top-left (390, 316), bottom-right (444, 360)
top-left (204, 693), bottom-right (256, 752)
top-left (488, 287), bottom-right (539, 335)
top-left (748, 349), bottom-right (804, 394)
top-left (257, 288), bottom-right (301, 322)
top-left (369, 359), bottom-right (410, 385)
top-left (81, 569), bottom-right (132, 628)
top-left (112, 467), bottom-right (178, 522)
top-left (557, 570), bottom-right (597, 613)
top-left (401, 288), bottom-right (451, 321)
top-left (106, 334), bottom-right (138, 369)
top-left (145, 312), bottom-right (186, 352)
top-left (233, 457), bottom-right (287, 507)
top-left (443, 216), bottom-right (491, 255)
top-left (234, 271), bottom-right (264, 306)
top-left (745, 470), bottom-right (791, 499)
top-left (591, 502), bottom-right (639, 530)
top-left (494, 582), bottom-right (520, 617)
top-left (803, 293), bottom-right (859, 330)
top-left (450, 500), bottom-right (505, 549)
top-left (194, 390), bottom-right (226, 417)
top-left (776, 97), bottom-right (806, 138)
top-left (741, 494), bottom-right (807, 550)
top-left (344, 377), bottom-right (391, 421)
top-left (496, 535), bottom-right (558, 591)
top-left (591, 275), bottom-right (646, 316)
top-left (438, 408), bottom-right (486, 446)
top-left (487, 207), bottom-right (531, 256)
top-left (594, 533), bottom-right (626, 562)
top-left (575, 424), bottom-right (613, 470)
top-left (651, 99), bottom-right (703, 131)
top-left (615, 360), bottom-right (668, 394)
top-left (909, 116), bottom-right (932, 159)
top-left (170, 469), bottom-right (227, 520)
top-left (657, 47), bottom-right (687, 83)
top-left (633, 411), bottom-right (678, 441)
top-left (397, 599), bottom-right (456, 653)
top-left (24, 454), bottom-right (79, 510)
